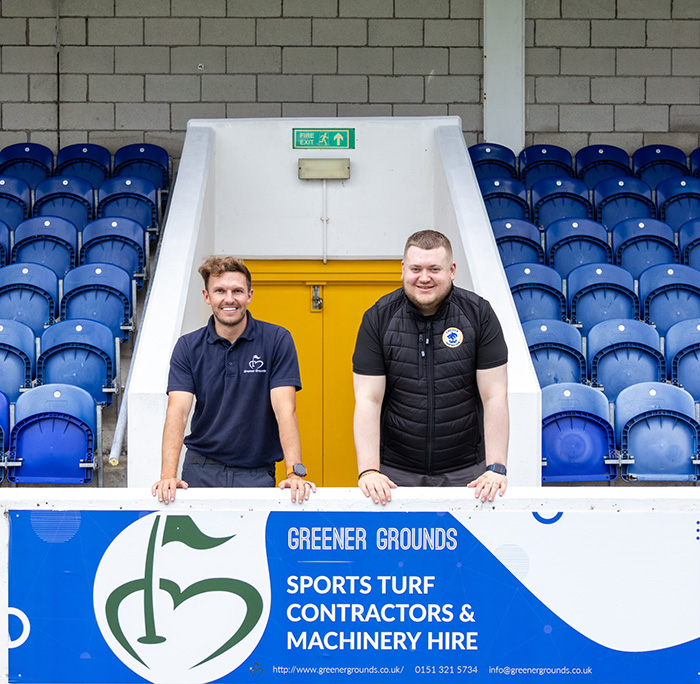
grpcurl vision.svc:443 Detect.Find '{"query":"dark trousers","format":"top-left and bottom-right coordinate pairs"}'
top-left (381, 460), bottom-right (486, 486)
top-left (182, 451), bottom-right (276, 488)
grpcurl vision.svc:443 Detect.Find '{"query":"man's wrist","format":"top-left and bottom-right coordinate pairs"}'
top-left (485, 463), bottom-right (507, 476)
top-left (286, 463), bottom-right (307, 478)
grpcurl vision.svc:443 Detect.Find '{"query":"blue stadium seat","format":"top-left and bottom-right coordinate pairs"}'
top-left (37, 319), bottom-right (117, 407)
top-left (531, 176), bottom-right (593, 228)
top-left (505, 263), bottom-right (566, 322)
top-left (575, 144), bottom-right (631, 189)
top-left (7, 383), bottom-right (97, 484)
top-left (522, 319), bottom-right (586, 387)
top-left (113, 143), bottom-right (169, 192)
top-left (568, 263), bottom-right (638, 335)
top-left (491, 218), bottom-right (543, 266)
top-left (632, 144), bottom-right (688, 189)
top-left (656, 176), bottom-right (700, 232)
top-left (80, 217), bottom-right (147, 287)
top-left (690, 147), bottom-right (700, 179)
top-left (611, 218), bottom-right (679, 279)
top-left (0, 175), bottom-right (31, 230)
top-left (518, 144), bottom-right (574, 190)
top-left (666, 319), bottom-right (700, 401)
top-left (0, 389), bottom-right (8, 482)
top-left (0, 263), bottom-right (59, 336)
top-left (593, 177), bottom-right (656, 229)
top-left (97, 176), bottom-right (158, 239)
top-left (0, 319), bottom-right (35, 403)
top-left (545, 218), bottom-right (611, 278)
top-left (679, 218), bottom-right (700, 271)
top-left (33, 176), bottom-right (95, 231)
top-left (61, 263), bottom-right (133, 343)
top-left (615, 382), bottom-right (700, 481)
top-left (639, 264), bottom-right (700, 336)
top-left (0, 143), bottom-right (53, 189)
top-left (468, 143), bottom-right (517, 181)
top-left (542, 382), bottom-right (617, 483)
top-left (588, 319), bottom-right (665, 402)
top-left (0, 219), bottom-right (9, 267)
top-left (12, 216), bottom-right (78, 278)
top-left (55, 143), bottom-right (111, 188)
top-left (478, 177), bottom-right (530, 221)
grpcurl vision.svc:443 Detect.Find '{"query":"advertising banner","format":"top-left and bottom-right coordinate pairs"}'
top-left (7, 508), bottom-right (700, 683)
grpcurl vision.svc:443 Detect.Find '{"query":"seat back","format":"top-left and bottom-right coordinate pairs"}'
top-left (12, 216), bottom-right (78, 277)
top-left (656, 176), bottom-right (700, 232)
top-left (505, 263), bottom-right (565, 322)
top-left (541, 383), bottom-right (617, 482)
top-left (593, 177), bottom-right (656, 228)
top-left (0, 175), bottom-right (31, 230)
top-left (97, 176), bottom-right (158, 231)
top-left (522, 319), bottom-right (586, 387)
top-left (468, 143), bottom-right (517, 180)
top-left (666, 319), bottom-right (700, 401)
top-left (518, 145), bottom-right (574, 189)
top-left (478, 177), bottom-right (530, 221)
top-left (55, 143), bottom-right (111, 187)
top-left (639, 264), bottom-right (700, 336)
top-left (81, 217), bottom-right (146, 286)
top-left (0, 390), bottom-right (9, 460)
top-left (490, 218), bottom-right (543, 266)
top-left (113, 143), bottom-right (169, 190)
top-left (0, 262), bottom-right (59, 336)
top-left (587, 318), bottom-right (664, 401)
top-left (0, 219), bottom-right (9, 267)
top-left (61, 263), bottom-right (133, 342)
top-left (33, 176), bottom-right (95, 230)
top-left (567, 263), bottom-right (638, 335)
top-left (545, 218), bottom-right (611, 278)
top-left (615, 382), bottom-right (699, 481)
top-left (531, 176), bottom-right (593, 228)
top-left (611, 218), bottom-right (678, 279)
top-left (0, 143), bottom-right (53, 189)
top-left (38, 319), bottom-right (116, 406)
top-left (8, 383), bottom-right (96, 484)
top-left (0, 318), bottom-right (35, 402)
top-left (632, 144), bottom-right (688, 189)
top-left (575, 144), bottom-right (631, 189)
top-left (679, 219), bottom-right (700, 270)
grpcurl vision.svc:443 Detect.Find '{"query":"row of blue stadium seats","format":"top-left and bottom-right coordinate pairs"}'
top-left (0, 215), bottom-right (147, 283)
top-left (507, 261), bottom-right (700, 335)
top-left (0, 317), bottom-right (118, 407)
top-left (480, 174), bottom-right (700, 230)
top-left (525, 317), bottom-right (700, 402)
top-left (0, 383), bottom-right (98, 485)
top-left (542, 381), bottom-right (700, 484)
top-left (0, 261), bottom-right (134, 342)
top-left (0, 174), bottom-right (159, 236)
top-left (470, 142), bottom-right (700, 189)
top-left (0, 142), bottom-right (170, 191)
top-left (493, 217), bottom-right (700, 279)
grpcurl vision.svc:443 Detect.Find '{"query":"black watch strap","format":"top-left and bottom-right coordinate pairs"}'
top-left (485, 463), bottom-right (507, 476)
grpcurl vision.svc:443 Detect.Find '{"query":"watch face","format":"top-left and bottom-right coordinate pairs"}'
top-left (293, 463), bottom-right (307, 477)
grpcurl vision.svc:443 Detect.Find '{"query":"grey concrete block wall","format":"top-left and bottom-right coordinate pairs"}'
top-left (1, 0), bottom-right (700, 159)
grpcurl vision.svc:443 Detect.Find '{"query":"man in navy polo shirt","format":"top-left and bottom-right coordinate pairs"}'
top-left (151, 256), bottom-right (315, 504)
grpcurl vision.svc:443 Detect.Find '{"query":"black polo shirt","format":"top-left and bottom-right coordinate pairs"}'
top-left (167, 313), bottom-right (301, 468)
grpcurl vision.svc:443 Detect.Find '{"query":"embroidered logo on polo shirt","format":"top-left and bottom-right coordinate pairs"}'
top-left (244, 354), bottom-right (267, 373)
top-left (442, 327), bottom-right (464, 348)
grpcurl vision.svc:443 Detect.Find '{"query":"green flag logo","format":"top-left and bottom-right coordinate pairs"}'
top-left (94, 512), bottom-right (270, 684)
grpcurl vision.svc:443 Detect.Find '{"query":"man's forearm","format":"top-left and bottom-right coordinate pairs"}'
top-left (354, 401), bottom-right (382, 472)
top-left (482, 396), bottom-right (509, 467)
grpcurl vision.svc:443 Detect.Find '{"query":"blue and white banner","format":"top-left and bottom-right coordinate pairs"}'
top-left (7, 509), bottom-right (700, 683)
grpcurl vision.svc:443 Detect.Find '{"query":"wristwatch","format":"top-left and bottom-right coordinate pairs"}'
top-left (286, 463), bottom-right (307, 478)
top-left (485, 463), bottom-right (507, 476)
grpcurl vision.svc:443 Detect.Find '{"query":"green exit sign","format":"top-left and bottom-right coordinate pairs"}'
top-left (292, 128), bottom-right (355, 149)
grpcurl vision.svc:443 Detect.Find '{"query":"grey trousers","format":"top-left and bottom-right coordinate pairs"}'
top-left (381, 460), bottom-right (486, 487)
top-left (182, 451), bottom-right (276, 488)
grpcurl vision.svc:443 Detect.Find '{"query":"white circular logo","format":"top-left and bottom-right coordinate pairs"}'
top-left (442, 327), bottom-right (464, 348)
top-left (93, 512), bottom-right (270, 684)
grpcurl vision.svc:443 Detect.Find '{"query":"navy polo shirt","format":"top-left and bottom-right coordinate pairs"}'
top-left (167, 313), bottom-right (301, 468)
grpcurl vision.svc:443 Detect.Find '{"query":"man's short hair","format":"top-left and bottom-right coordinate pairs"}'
top-left (199, 256), bottom-right (252, 291)
top-left (403, 230), bottom-right (453, 260)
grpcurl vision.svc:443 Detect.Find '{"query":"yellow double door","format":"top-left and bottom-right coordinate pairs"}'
top-left (247, 260), bottom-right (400, 487)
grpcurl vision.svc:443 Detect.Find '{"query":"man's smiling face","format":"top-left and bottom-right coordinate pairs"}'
top-left (203, 270), bottom-right (253, 333)
top-left (402, 245), bottom-right (456, 316)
